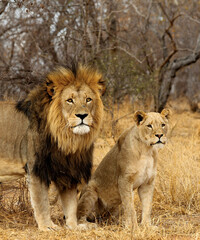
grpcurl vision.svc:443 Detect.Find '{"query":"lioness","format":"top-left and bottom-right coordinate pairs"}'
top-left (77, 109), bottom-right (170, 228)
top-left (0, 64), bottom-right (105, 231)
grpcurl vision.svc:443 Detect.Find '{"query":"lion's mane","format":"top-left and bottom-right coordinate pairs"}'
top-left (16, 64), bottom-right (105, 190)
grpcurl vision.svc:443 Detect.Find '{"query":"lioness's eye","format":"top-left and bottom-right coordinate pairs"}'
top-left (147, 124), bottom-right (152, 129)
top-left (162, 123), bottom-right (165, 127)
top-left (66, 98), bottom-right (73, 103)
top-left (86, 97), bottom-right (92, 103)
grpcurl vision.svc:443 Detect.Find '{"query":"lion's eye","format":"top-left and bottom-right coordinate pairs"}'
top-left (86, 98), bottom-right (92, 103)
top-left (147, 124), bottom-right (152, 129)
top-left (66, 98), bottom-right (74, 103)
top-left (162, 123), bottom-right (165, 128)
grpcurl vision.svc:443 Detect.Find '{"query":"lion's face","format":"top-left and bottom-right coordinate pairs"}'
top-left (134, 109), bottom-right (170, 148)
top-left (46, 66), bottom-right (105, 154)
top-left (61, 84), bottom-right (98, 135)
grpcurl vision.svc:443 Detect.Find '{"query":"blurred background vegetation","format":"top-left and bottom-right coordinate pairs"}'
top-left (0, 0), bottom-right (200, 111)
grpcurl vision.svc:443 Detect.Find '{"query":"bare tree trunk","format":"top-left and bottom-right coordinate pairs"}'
top-left (158, 33), bottom-right (200, 112)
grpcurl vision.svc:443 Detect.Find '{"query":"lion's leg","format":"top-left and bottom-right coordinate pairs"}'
top-left (77, 185), bottom-right (98, 223)
top-left (59, 188), bottom-right (78, 229)
top-left (138, 180), bottom-right (155, 226)
top-left (28, 174), bottom-right (57, 231)
top-left (118, 176), bottom-right (138, 229)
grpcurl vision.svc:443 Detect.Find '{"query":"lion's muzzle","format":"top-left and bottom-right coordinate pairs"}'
top-left (72, 124), bottom-right (90, 135)
top-left (72, 114), bottom-right (91, 135)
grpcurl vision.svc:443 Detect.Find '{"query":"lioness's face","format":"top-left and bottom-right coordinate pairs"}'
top-left (134, 110), bottom-right (170, 148)
top-left (61, 84), bottom-right (98, 135)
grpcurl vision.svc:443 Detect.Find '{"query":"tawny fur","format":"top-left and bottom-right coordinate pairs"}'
top-left (0, 101), bottom-right (28, 182)
top-left (0, 64), bottom-right (105, 231)
top-left (77, 109), bottom-right (170, 229)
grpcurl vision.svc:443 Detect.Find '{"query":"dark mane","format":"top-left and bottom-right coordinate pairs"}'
top-left (65, 61), bottom-right (78, 78)
top-left (33, 137), bottom-right (93, 190)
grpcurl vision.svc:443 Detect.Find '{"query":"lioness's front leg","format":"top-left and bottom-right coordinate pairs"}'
top-left (28, 174), bottom-right (57, 231)
top-left (118, 176), bottom-right (138, 229)
top-left (59, 188), bottom-right (78, 229)
top-left (138, 178), bottom-right (155, 225)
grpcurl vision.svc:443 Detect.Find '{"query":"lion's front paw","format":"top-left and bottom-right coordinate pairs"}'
top-left (38, 222), bottom-right (61, 231)
top-left (122, 219), bottom-right (139, 231)
top-left (66, 220), bottom-right (78, 230)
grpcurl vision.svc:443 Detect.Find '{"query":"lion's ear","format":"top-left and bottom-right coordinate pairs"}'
top-left (161, 108), bottom-right (171, 120)
top-left (133, 110), bottom-right (147, 126)
top-left (97, 78), bottom-right (106, 96)
top-left (46, 77), bottom-right (55, 97)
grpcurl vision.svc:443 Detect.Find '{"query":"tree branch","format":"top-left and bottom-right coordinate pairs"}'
top-left (0, 0), bottom-right (8, 15)
top-left (171, 52), bottom-right (200, 78)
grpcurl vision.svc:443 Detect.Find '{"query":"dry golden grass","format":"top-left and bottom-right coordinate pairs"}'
top-left (0, 102), bottom-right (199, 239)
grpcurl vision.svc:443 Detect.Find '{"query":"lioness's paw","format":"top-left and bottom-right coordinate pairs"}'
top-left (76, 223), bottom-right (88, 231)
top-left (66, 222), bottom-right (97, 231)
top-left (140, 224), bottom-right (158, 231)
top-left (78, 222), bottom-right (97, 230)
top-left (125, 224), bottom-right (139, 231)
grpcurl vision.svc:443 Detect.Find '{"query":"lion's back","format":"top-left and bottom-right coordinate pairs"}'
top-left (0, 101), bottom-right (29, 182)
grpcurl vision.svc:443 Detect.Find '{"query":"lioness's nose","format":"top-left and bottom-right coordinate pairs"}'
top-left (155, 134), bottom-right (163, 139)
top-left (76, 113), bottom-right (88, 120)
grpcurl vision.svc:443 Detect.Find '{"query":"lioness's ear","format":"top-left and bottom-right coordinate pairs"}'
top-left (161, 108), bottom-right (171, 120)
top-left (46, 77), bottom-right (55, 97)
top-left (133, 110), bottom-right (147, 125)
top-left (98, 78), bottom-right (106, 96)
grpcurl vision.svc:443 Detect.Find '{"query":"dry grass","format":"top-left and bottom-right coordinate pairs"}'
top-left (0, 102), bottom-right (199, 239)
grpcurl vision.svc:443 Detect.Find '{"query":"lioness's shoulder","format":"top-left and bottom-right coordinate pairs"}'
top-left (117, 126), bottom-right (134, 151)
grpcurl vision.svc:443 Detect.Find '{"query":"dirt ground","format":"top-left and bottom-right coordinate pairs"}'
top-left (0, 103), bottom-right (200, 240)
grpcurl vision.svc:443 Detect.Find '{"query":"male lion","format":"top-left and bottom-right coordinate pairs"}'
top-left (77, 109), bottom-right (170, 228)
top-left (0, 64), bottom-right (105, 231)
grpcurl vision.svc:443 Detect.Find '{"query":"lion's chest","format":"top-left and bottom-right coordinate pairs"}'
top-left (32, 142), bottom-right (94, 189)
top-left (132, 154), bottom-right (155, 189)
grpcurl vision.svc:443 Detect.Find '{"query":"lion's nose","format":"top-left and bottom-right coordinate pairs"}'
top-left (75, 113), bottom-right (88, 120)
top-left (155, 134), bottom-right (163, 139)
